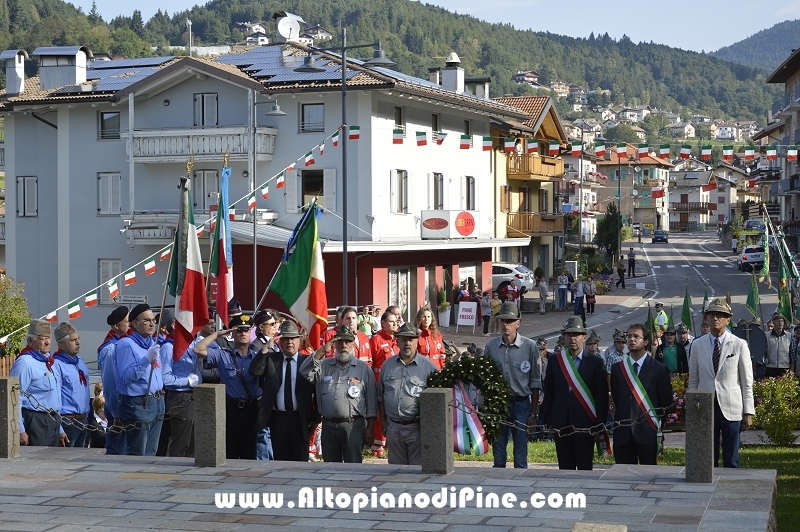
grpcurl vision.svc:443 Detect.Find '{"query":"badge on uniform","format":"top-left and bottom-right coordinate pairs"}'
top-left (410, 385), bottom-right (423, 397)
top-left (520, 360), bottom-right (531, 374)
top-left (348, 385), bottom-right (361, 398)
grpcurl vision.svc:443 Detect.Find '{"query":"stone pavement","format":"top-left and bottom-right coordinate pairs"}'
top-left (0, 448), bottom-right (775, 532)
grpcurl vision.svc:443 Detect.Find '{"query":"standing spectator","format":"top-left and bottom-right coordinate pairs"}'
top-left (573, 275), bottom-right (586, 324)
top-left (654, 326), bottom-right (689, 375)
top-left (368, 310), bottom-right (400, 457)
top-left (615, 256), bottom-right (626, 289)
top-left (501, 279), bottom-right (520, 305)
top-left (676, 323), bottom-right (694, 351)
top-left (480, 291), bottom-right (493, 336)
top-left (567, 270), bottom-right (575, 304)
top-left (341, 307), bottom-right (373, 366)
top-left (358, 306), bottom-right (375, 336)
top-left (688, 297), bottom-right (754, 468)
top-left (87, 395), bottom-right (108, 449)
top-left (584, 330), bottom-right (600, 356)
top-left (97, 306), bottom-right (129, 455)
top-left (537, 277), bottom-right (550, 315)
top-left (627, 248), bottom-right (636, 278)
top-left (387, 305), bottom-right (404, 327)
top-left (557, 270), bottom-right (569, 311)
top-left (53, 322), bottom-right (91, 448)
top-left (371, 307), bottom-right (382, 334)
top-left (731, 236), bottom-right (738, 254)
top-left (490, 292), bottom-right (501, 334)
top-left (415, 306), bottom-right (447, 370)
top-left (585, 275), bottom-right (597, 315)
top-left (765, 312), bottom-right (791, 378)
top-left (789, 324), bottom-right (800, 376)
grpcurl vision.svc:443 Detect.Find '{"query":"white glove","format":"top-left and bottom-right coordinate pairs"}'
top-left (187, 374), bottom-right (199, 388)
top-left (146, 343), bottom-right (160, 363)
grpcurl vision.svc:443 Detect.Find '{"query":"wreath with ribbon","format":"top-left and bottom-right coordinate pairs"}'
top-left (427, 354), bottom-right (510, 442)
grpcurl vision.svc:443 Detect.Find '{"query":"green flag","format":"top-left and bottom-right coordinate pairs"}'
top-left (745, 271), bottom-right (760, 319)
top-left (667, 305), bottom-right (675, 329)
top-left (645, 303), bottom-right (656, 352)
top-left (703, 284), bottom-right (709, 314)
top-left (759, 217), bottom-right (771, 289)
top-left (778, 253), bottom-right (793, 323)
top-left (681, 283), bottom-right (693, 331)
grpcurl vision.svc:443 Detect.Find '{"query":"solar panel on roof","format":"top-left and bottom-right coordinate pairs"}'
top-left (89, 57), bottom-right (174, 70)
top-left (260, 71), bottom-right (357, 83)
top-left (86, 67), bottom-right (161, 80)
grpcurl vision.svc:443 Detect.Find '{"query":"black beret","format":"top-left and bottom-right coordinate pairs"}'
top-left (107, 306), bottom-right (129, 326)
top-left (129, 303), bottom-right (151, 322)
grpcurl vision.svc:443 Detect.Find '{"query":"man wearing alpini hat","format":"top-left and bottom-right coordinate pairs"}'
top-left (544, 316), bottom-right (608, 470)
top-left (689, 297), bottom-right (754, 468)
top-left (53, 322), bottom-right (91, 447)
top-left (11, 319), bottom-right (69, 446)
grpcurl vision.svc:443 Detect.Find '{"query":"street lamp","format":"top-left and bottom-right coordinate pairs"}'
top-left (186, 19), bottom-right (192, 57)
top-left (295, 29), bottom-right (395, 306)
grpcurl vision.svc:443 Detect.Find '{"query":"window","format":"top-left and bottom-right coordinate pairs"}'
top-left (500, 185), bottom-right (511, 213)
top-left (433, 173), bottom-right (445, 210)
top-left (193, 170), bottom-right (219, 210)
top-left (99, 112), bottom-right (120, 140)
top-left (463, 120), bottom-right (471, 136)
top-left (98, 173), bottom-right (121, 215)
top-left (390, 170), bottom-right (409, 214)
top-left (16, 176), bottom-right (37, 217)
top-left (539, 189), bottom-right (549, 213)
top-left (301, 103), bottom-right (324, 132)
top-left (718, 196), bottom-right (726, 204)
top-left (643, 169), bottom-right (650, 179)
top-left (286, 168), bottom-right (336, 213)
top-left (463, 176), bottom-right (475, 210)
top-left (394, 106), bottom-right (405, 134)
top-left (431, 114), bottom-right (440, 137)
top-left (302, 170), bottom-right (324, 207)
top-left (193, 93), bottom-right (218, 127)
top-left (99, 259), bottom-right (122, 305)
top-left (388, 268), bottom-right (411, 323)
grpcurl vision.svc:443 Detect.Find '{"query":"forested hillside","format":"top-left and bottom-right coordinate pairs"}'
top-left (0, 0), bottom-right (783, 123)
top-left (713, 19), bottom-right (800, 73)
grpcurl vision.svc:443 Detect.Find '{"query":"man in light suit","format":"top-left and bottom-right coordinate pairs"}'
top-left (688, 297), bottom-right (754, 468)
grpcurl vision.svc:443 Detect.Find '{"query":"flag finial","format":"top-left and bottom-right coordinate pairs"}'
top-left (186, 155), bottom-right (194, 175)
top-left (223, 147), bottom-right (230, 167)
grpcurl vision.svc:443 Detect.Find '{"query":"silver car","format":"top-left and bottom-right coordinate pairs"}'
top-left (492, 263), bottom-right (534, 294)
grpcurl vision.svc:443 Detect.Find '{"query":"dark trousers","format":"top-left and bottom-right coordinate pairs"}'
top-left (60, 415), bottom-right (88, 447)
top-left (270, 410), bottom-right (307, 461)
top-left (226, 399), bottom-right (258, 460)
top-left (162, 391), bottom-right (195, 457)
top-left (554, 433), bottom-right (595, 470)
top-left (119, 394), bottom-right (165, 456)
top-left (483, 315), bottom-right (490, 334)
top-left (713, 399), bottom-right (741, 468)
top-left (628, 260), bottom-right (635, 277)
top-left (764, 367), bottom-right (789, 378)
top-left (613, 437), bottom-right (657, 465)
top-left (615, 269), bottom-right (626, 288)
top-left (104, 405), bottom-right (125, 455)
top-left (22, 409), bottom-right (61, 446)
top-left (321, 417), bottom-right (367, 463)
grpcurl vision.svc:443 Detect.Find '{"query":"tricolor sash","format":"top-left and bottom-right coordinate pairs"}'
top-left (452, 380), bottom-right (490, 456)
top-left (620, 355), bottom-right (663, 455)
top-left (556, 350), bottom-right (596, 420)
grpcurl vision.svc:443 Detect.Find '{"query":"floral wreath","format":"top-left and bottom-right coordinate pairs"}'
top-left (427, 354), bottom-right (511, 441)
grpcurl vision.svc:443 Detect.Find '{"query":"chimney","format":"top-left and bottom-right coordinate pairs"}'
top-left (0, 49), bottom-right (29, 95)
top-left (441, 52), bottom-right (464, 93)
top-left (428, 67), bottom-right (440, 85)
top-left (465, 76), bottom-right (491, 99)
top-left (33, 46), bottom-right (93, 90)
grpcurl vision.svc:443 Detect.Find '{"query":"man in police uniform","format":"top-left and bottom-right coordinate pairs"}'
top-left (11, 320), bottom-right (68, 447)
top-left (378, 323), bottom-right (437, 465)
top-left (654, 302), bottom-right (668, 335)
top-left (193, 314), bottom-right (263, 460)
top-left (53, 322), bottom-right (91, 448)
top-left (300, 325), bottom-right (377, 463)
top-left (484, 302), bottom-right (541, 468)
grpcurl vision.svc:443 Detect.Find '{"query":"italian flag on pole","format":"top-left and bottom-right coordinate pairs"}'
top-left (68, 300), bottom-right (81, 319)
top-left (549, 140), bottom-right (560, 155)
top-left (722, 145), bottom-right (734, 161)
top-left (84, 290), bottom-right (98, 307)
top-left (680, 145), bottom-right (692, 159)
top-left (701, 145), bottom-right (712, 160)
top-left (271, 201), bottom-right (328, 349)
top-left (788, 145), bottom-right (798, 161)
top-left (392, 129), bottom-right (404, 144)
top-left (169, 177), bottom-right (210, 362)
top-left (482, 136), bottom-right (493, 151)
top-left (659, 144), bottom-right (670, 159)
top-left (503, 137), bottom-right (515, 152)
top-left (210, 167), bottom-right (234, 331)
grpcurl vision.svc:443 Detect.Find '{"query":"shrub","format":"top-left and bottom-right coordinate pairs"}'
top-left (0, 276), bottom-right (32, 357)
top-left (534, 266), bottom-right (544, 280)
top-left (753, 376), bottom-right (800, 445)
top-left (666, 374), bottom-right (688, 425)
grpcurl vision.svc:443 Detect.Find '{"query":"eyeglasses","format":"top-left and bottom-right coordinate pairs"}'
top-left (625, 334), bottom-right (643, 340)
top-left (138, 318), bottom-right (156, 324)
top-left (264, 321), bottom-right (277, 326)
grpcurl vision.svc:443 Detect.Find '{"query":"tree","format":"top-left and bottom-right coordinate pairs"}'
top-left (604, 124), bottom-right (640, 144)
top-left (131, 10), bottom-right (144, 37)
top-left (0, 276), bottom-right (32, 357)
top-left (87, 1), bottom-right (103, 26)
top-left (596, 203), bottom-right (622, 257)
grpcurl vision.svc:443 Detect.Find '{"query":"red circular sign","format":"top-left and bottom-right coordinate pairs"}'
top-left (423, 217), bottom-right (449, 230)
top-left (454, 211), bottom-right (476, 236)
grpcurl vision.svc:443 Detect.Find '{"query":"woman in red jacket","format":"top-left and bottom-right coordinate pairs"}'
top-left (415, 306), bottom-right (446, 370)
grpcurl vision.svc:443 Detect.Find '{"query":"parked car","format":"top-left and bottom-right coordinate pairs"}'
top-left (651, 230), bottom-right (669, 243)
top-left (491, 263), bottom-right (534, 294)
top-left (737, 246), bottom-right (765, 272)
top-left (744, 219), bottom-right (765, 232)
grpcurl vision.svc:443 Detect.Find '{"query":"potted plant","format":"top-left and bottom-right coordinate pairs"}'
top-left (437, 286), bottom-right (451, 327)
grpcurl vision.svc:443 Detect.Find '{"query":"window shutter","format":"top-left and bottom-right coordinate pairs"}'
top-left (193, 95), bottom-right (201, 127)
top-left (204, 171), bottom-right (219, 210)
top-left (17, 177), bottom-right (24, 217)
top-left (204, 94), bottom-right (218, 126)
top-left (460, 176), bottom-right (467, 210)
top-left (25, 177), bottom-right (37, 216)
top-left (111, 174), bottom-right (121, 213)
top-left (500, 185), bottom-right (508, 213)
top-left (389, 170), bottom-right (397, 213)
top-left (427, 173), bottom-right (434, 210)
top-left (285, 170), bottom-right (300, 213)
top-left (403, 172), bottom-right (411, 214)
top-left (99, 174), bottom-right (110, 213)
top-left (323, 168), bottom-right (336, 212)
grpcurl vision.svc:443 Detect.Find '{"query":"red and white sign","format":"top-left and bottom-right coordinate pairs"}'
top-left (421, 210), bottom-right (480, 239)
top-left (456, 302), bottom-right (478, 326)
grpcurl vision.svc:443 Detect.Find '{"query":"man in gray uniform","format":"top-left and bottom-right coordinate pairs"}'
top-left (300, 325), bottom-right (377, 463)
top-left (377, 323), bottom-right (437, 465)
top-left (484, 302), bottom-right (541, 468)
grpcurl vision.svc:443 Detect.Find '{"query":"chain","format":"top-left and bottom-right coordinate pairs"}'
top-left (14, 385), bottom-right (195, 434)
top-left (452, 397), bottom-right (680, 438)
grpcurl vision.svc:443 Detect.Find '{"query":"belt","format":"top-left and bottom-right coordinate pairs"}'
top-left (151, 390), bottom-right (166, 398)
top-left (226, 397), bottom-right (256, 409)
top-left (122, 390), bottom-right (165, 399)
top-left (389, 418), bottom-right (418, 425)
top-left (61, 413), bottom-right (89, 418)
top-left (324, 417), bottom-right (355, 423)
top-left (512, 395), bottom-right (531, 402)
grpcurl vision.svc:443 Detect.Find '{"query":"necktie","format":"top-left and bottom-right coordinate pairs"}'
top-left (713, 338), bottom-right (721, 374)
top-left (633, 361), bottom-right (639, 375)
top-left (284, 358), bottom-right (294, 411)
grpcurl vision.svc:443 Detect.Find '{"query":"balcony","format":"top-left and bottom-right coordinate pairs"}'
top-left (129, 126), bottom-right (278, 164)
top-left (775, 93), bottom-right (792, 119)
top-left (506, 212), bottom-right (564, 237)
top-left (506, 154), bottom-right (564, 181)
top-left (789, 85), bottom-right (800, 112)
top-left (669, 202), bottom-right (717, 213)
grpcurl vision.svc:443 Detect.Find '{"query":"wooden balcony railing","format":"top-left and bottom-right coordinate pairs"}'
top-left (506, 212), bottom-right (564, 237)
top-left (669, 202), bottom-right (717, 212)
top-left (130, 126), bottom-right (278, 163)
top-left (506, 155), bottom-right (564, 181)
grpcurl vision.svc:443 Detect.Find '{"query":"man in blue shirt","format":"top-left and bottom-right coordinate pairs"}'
top-left (11, 320), bottom-right (68, 447)
top-left (53, 322), bottom-right (91, 447)
top-left (193, 314), bottom-right (263, 460)
top-left (97, 306), bottom-right (129, 455)
top-left (158, 308), bottom-right (201, 457)
top-left (114, 304), bottom-right (164, 456)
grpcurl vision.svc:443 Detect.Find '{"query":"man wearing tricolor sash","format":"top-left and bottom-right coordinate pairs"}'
top-left (610, 324), bottom-right (672, 465)
top-left (544, 316), bottom-right (608, 470)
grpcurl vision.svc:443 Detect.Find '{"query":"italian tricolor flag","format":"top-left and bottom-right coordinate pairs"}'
top-left (68, 300), bottom-right (81, 319)
top-left (460, 135), bottom-right (471, 149)
top-left (701, 145), bottom-right (712, 160)
top-left (348, 126), bottom-right (360, 140)
top-left (332, 131), bottom-right (339, 147)
top-left (788, 145), bottom-right (798, 161)
top-left (549, 140), bottom-right (560, 155)
top-left (436, 132), bottom-right (447, 145)
top-left (276, 172), bottom-right (286, 189)
top-left (169, 178), bottom-right (210, 362)
top-left (659, 144), bottom-right (670, 159)
top-left (680, 145), bottom-right (692, 159)
top-left (594, 143), bottom-right (605, 157)
top-left (571, 143), bottom-right (582, 156)
top-left (271, 202), bottom-right (328, 349)
top-left (84, 290), bottom-right (98, 307)
top-left (651, 187), bottom-right (665, 199)
top-left (528, 139), bottom-right (538, 154)
top-left (393, 129), bottom-right (404, 144)
top-left (767, 146), bottom-right (777, 160)
top-left (616, 143), bottom-right (627, 159)
top-left (416, 131), bottom-right (427, 146)
top-left (261, 183), bottom-right (270, 199)
top-left (107, 280), bottom-right (119, 299)
top-left (482, 136), bottom-right (493, 151)
top-left (722, 145), bottom-right (734, 161)
top-left (286, 163), bottom-right (295, 173)
top-left (247, 192), bottom-right (256, 211)
top-left (145, 257), bottom-right (157, 275)
top-left (638, 144), bottom-right (648, 157)
top-left (305, 151), bottom-right (315, 166)
top-left (745, 147), bottom-right (755, 161)
top-left (160, 248), bottom-right (171, 261)
top-left (503, 138), bottom-right (515, 153)
top-left (45, 311), bottom-right (57, 323)
top-left (124, 268), bottom-right (136, 286)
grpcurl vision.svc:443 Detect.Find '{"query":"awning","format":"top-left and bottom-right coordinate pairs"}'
top-left (229, 221), bottom-right (531, 253)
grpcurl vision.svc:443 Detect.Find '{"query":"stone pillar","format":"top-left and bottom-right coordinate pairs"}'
top-left (0, 377), bottom-right (21, 458)
top-left (685, 389), bottom-right (714, 483)
top-left (194, 384), bottom-right (226, 467)
top-left (420, 388), bottom-right (453, 475)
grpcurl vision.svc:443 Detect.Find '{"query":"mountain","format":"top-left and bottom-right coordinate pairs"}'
top-left (712, 19), bottom-right (800, 73)
top-left (0, 0), bottom-right (783, 124)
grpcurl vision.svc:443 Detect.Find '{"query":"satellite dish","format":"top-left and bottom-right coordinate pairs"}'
top-left (277, 17), bottom-right (300, 41)
top-left (632, 190), bottom-right (639, 196)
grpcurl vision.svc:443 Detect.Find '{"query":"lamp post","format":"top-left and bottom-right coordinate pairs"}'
top-left (186, 19), bottom-right (192, 57)
top-left (578, 128), bottom-right (584, 259)
top-left (617, 150), bottom-right (622, 259)
top-left (295, 28), bottom-right (395, 306)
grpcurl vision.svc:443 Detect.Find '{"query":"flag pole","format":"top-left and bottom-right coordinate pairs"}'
top-left (687, 277), bottom-right (697, 335)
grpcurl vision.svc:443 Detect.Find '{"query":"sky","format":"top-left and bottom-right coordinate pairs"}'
top-left (74, 0), bottom-right (800, 53)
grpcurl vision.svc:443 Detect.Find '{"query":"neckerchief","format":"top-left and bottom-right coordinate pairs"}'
top-left (129, 330), bottom-right (154, 350)
top-left (97, 330), bottom-right (119, 354)
top-left (53, 351), bottom-right (88, 386)
top-left (556, 349), bottom-right (597, 420)
top-left (19, 346), bottom-right (55, 371)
